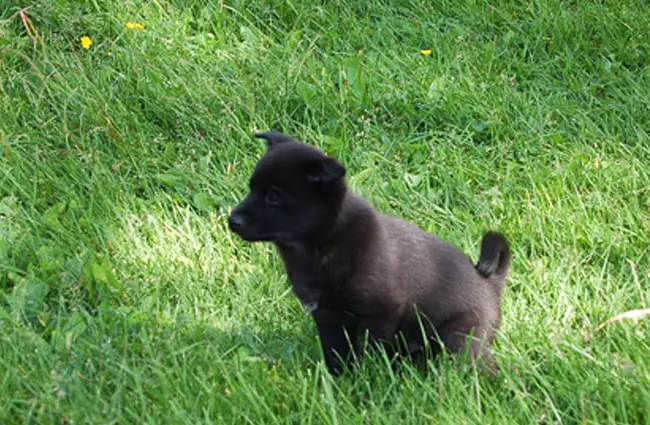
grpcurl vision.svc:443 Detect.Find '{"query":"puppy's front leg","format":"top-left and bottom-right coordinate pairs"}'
top-left (313, 315), bottom-right (356, 376)
top-left (354, 317), bottom-right (399, 361)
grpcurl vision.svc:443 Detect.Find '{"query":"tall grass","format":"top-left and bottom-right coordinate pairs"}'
top-left (1, 1), bottom-right (648, 423)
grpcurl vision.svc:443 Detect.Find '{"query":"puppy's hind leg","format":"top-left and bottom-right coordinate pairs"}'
top-left (437, 313), bottom-right (499, 376)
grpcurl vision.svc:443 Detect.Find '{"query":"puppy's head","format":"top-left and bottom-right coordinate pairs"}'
top-left (229, 131), bottom-right (346, 243)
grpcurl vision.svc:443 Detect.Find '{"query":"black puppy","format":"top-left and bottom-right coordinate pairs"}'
top-left (229, 131), bottom-right (510, 375)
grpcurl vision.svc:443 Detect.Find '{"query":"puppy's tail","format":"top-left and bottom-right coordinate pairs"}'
top-left (475, 232), bottom-right (510, 285)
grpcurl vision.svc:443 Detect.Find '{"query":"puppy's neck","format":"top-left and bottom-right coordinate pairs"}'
top-left (327, 190), bottom-right (377, 249)
top-left (276, 190), bottom-right (377, 270)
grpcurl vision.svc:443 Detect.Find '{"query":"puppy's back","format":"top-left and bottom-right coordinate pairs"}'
top-left (372, 214), bottom-right (501, 326)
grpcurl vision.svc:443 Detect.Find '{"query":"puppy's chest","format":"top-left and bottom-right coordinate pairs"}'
top-left (282, 250), bottom-right (343, 313)
top-left (285, 264), bottom-right (334, 312)
top-left (279, 244), bottom-right (350, 312)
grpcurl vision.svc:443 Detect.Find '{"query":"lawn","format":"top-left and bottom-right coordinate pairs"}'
top-left (1, 0), bottom-right (649, 423)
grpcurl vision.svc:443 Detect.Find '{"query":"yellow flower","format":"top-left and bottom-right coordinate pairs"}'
top-left (81, 36), bottom-right (92, 49)
top-left (420, 49), bottom-right (432, 56)
top-left (125, 22), bottom-right (145, 30)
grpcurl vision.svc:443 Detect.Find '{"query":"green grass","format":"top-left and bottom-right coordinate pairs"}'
top-left (1, 0), bottom-right (649, 423)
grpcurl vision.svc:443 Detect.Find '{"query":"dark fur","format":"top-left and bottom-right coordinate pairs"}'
top-left (229, 131), bottom-right (511, 375)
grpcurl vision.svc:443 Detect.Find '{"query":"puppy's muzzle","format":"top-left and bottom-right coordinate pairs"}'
top-left (228, 212), bottom-right (246, 232)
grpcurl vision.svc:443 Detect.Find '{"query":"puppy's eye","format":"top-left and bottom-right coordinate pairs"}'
top-left (265, 187), bottom-right (282, 205)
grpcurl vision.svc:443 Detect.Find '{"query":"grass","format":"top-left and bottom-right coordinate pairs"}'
top-left (1, 0), bottom-right (649, 423)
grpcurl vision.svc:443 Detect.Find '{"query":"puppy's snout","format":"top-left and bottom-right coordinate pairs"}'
top-left (228, 212), bottom-right (245, 231)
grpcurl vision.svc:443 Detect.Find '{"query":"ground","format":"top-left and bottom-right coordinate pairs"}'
top-left (1, 1), bottom-right (649, 424)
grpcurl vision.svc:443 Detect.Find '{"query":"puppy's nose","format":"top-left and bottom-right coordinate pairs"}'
top-left (228, 213), bottom-right (245, 230)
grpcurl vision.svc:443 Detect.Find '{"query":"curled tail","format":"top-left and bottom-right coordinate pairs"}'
top-left (475, 232), bottom-right (511, 282)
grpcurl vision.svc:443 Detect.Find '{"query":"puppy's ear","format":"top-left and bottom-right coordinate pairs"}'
top-left (306, 156), bottom-right (346, 183)
top-left (254, 130), bottom-right (293, 148)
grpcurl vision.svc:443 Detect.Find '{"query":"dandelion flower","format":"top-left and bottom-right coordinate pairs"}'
top-left (420, 49), bottom-right (432, 56)
top-left (125, 22), bottom-right (145, 30)
top-left (81, 36), bottom-right (92, 49)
